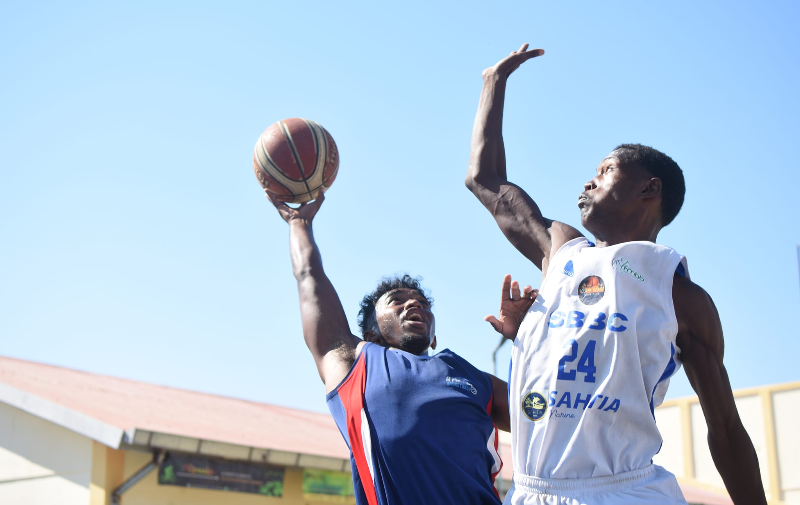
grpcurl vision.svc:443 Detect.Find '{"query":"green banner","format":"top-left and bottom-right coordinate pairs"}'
top-left (303, 469), bottom-right (356, 503)
top-left (158, 452), bottom-right (284, 497)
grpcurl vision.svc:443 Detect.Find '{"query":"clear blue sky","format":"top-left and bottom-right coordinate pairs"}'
top-left (1, 1), bottom-right (798, 414)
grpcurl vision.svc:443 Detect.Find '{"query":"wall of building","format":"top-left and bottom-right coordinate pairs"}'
top-left (653, 381), bottom-right (800, 505)
top-left (773, 388), bottom-right (800, 504)
top-left (0, 402), bottom-right (92, 505)
top-left (119, 450), bottom-right (353, 505)
top-left (0, 402), bottom-right (357, 505)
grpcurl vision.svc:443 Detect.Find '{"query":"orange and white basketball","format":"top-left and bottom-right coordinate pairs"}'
top-left (253, 118), bottom-right (339, 204)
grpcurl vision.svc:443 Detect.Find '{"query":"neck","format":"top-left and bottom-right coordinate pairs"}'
top-left (591, 222), bottom-right (661, 247)
top-left (390, 346), bottom-right (429, 356)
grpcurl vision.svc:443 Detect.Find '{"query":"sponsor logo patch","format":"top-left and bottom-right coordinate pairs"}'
top-left (522, 391), bottom-right (547, 421)
top-left (578, 275), bottom-right (605, 305)
top-left (446, 376), bottom-right (477, 395)
top-left (563, 260), bottom-right (574, 277)
top-left (612, 256), bottom-right (645, 282)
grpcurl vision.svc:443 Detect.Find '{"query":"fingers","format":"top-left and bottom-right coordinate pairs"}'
top-left (265, 189), bottom-right (289, 209)
top-left (510, 44), bottom-right (544, 58)
top-left (501, 274), bottom-right (512, 300)
top-left (264, 189), bottom-right (297, 223)
top-left (308, 191), bottom-right (325, 208)
top-left (485, 315), bottom-right (503, 334)
top-left (523, 285), bottom-right (534, 299)
top-left (298, 191), bottom-right (325, 220)
top-left (503, 275), bottom-right (535, 301)
top-left (524, 48), bottom-right (545, 59)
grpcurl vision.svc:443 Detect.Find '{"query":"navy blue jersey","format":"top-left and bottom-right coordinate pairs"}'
top-left (326, 342), bottom-right (502, 505)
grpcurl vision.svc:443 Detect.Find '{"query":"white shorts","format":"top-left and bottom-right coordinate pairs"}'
top-left (503, 465), bottom-right (687, 505)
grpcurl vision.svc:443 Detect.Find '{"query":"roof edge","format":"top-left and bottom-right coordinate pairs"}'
top-left (0, 382), bottom-right (124, 449)
top-left (124, 428), bottom-right (351, 472)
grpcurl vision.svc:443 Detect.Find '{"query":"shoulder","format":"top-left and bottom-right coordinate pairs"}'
top-left (548, 224), bottom-right (586, 258)
top-left (434, 350), bottom-right (492, 383)
top-left (433, 348), bottom-right (471, 368)
top-left (541, 235), bottom-right (591, 281)
top-left (672, 275), bottom-right (715, 323)
top-left (323, 341), bottom-right (369, 395)
top-left (672, 275), bottom-right (724, 361)
top-left (548, 236), bottom-right (591, 264)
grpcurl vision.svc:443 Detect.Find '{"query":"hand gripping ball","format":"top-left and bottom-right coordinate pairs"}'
top-left (253, 118), bottom-right (339, 203)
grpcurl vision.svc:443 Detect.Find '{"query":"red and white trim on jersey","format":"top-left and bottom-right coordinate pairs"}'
top-left (337, 354), bottom-right (379, 505)
top-left (485, 393), bottom-right (503, 499)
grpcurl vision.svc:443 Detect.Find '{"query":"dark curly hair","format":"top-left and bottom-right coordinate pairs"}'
top-left (613, 143), bottom-right (685, 227)
top-left (357, 274), bottom-right (433, 335)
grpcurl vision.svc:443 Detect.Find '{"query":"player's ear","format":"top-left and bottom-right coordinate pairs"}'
top-left (641, 177), bottom-right (662, 199)
top-left (430, 335), bottom-right (437, 351)
top-left (363, 330), bottom-right (385, 346)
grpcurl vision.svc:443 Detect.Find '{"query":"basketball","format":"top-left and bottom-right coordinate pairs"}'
top-left (253, 118), bottom-right (339, 203)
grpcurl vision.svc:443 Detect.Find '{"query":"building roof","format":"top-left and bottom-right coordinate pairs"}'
top-left (0, 355), bottom-right (349, 463)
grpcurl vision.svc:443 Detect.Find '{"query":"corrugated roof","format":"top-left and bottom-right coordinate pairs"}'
top-left (0, 355), bottom-right (348, 460)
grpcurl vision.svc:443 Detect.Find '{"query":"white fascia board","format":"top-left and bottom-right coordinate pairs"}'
top-left (126, 430), bottom-right (350, 471)
top-left (0, 382), bottom-right (124, 449)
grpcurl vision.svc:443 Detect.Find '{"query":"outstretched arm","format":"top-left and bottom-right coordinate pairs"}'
top-left (674, 276), bottom-right (767, 505)
top-left (266, 191), bottom-right (361, 391)
top-left (465, 44), bottom-right (582, 274)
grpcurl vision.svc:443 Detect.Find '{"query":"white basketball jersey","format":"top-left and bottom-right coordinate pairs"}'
top-left (509, 237), bottom-right (689, 479)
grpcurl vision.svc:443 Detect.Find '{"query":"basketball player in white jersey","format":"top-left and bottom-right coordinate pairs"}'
top-left (465, 44), bottom-right (767, 505)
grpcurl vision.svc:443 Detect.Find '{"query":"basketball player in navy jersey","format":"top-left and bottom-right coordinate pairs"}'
top-left (265, 190), bottom-right (536, 505)
top-left (466, 45), bottom-right (766, 505)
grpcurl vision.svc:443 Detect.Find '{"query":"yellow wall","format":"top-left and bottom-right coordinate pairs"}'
top-left (90, 442), bottom-right (124, 505)
top-left (0, 399), bottom-right (355, 505)
top-left (654, 381), bottom-right (800, 505)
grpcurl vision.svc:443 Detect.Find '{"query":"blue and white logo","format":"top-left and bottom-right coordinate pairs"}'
top-left (446, 376), bottom-right (477, 395)
top-left (563, 260), bottom-right (574, 277)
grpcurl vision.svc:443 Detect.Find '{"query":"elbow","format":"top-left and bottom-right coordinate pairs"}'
top-left (464, 170), bottom-right (482, 194)
top-left (293, 265), bottom-right (320, 282)
top-left (293, 268), bottom-right (310, 282)
top-left (464, 175), bottom-right (476, 192)
top-left (707, 416), bottom-right (745, 450)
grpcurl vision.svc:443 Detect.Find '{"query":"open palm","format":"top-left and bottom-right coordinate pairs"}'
top-left (482, 43), bottom-right (544, 80)
top-left (485, 274), bottom-right (538, 341)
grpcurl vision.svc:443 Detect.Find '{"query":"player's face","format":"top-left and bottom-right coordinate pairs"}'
top-left (374, 288), bottom-right (435, 355)
top-left (578, 152), bottom-right (654, 234)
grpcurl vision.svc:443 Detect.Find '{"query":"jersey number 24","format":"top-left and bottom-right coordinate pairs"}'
top-left (557, 339), bottom-right (597, 383)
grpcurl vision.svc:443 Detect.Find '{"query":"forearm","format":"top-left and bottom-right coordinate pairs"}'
top-left (709, 423), bottom-right (767, 504)
top-left (287, 220), bottom-right (354, 359)
top-left (288, 219), bottom-right (323, 280)
top-left (679, 310), bottom-right (768, 505)
top-left (467, 73), bottom-right (509, 185)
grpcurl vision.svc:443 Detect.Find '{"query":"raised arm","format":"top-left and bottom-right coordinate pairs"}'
top-left (266, 191), bottom-right (361, 391)
top-left (465, 44), bottom-right (582, 273)
top-left (674, 276), bottom-right (767, 505)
